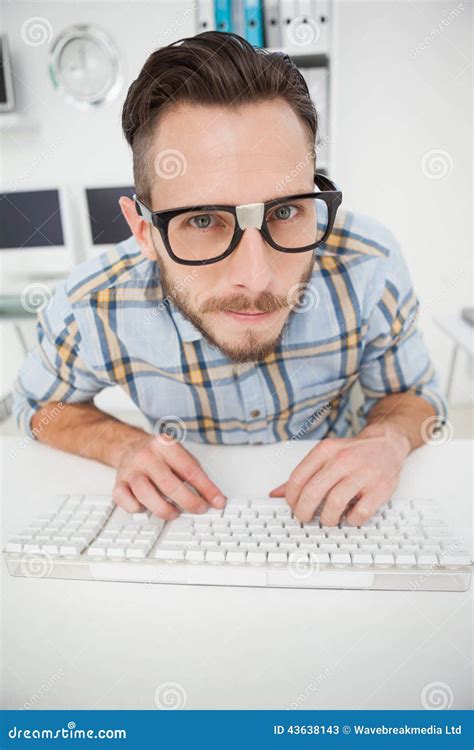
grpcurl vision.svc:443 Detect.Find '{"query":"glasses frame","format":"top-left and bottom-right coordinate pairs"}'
top-left (133, 172), bottom-right (342, 267)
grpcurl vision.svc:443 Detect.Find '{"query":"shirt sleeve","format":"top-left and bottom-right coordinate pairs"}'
top-left (12, 281), bottom-right (107, 438)
top-left (358, 232), bottom-right (447, 422)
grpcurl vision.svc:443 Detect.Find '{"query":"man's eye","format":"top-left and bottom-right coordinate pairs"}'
top-left (188, 214), bottom-right (215, 230)
top-left (268, 204), bottom-right (298, 222)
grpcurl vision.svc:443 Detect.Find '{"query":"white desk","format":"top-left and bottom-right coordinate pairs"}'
top-left (1, 437), bottom-right (472, 710)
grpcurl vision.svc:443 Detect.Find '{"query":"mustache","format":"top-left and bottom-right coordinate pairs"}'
top-left (200, 291), bottom-right (289, 314)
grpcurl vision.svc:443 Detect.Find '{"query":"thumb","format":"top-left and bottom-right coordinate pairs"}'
top-left (269, 482), bottom-right (287, 497)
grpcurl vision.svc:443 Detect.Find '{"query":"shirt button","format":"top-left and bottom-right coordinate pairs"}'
top-left (250, 409), bottom-right (261, 418)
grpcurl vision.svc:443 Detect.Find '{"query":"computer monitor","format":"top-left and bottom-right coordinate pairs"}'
top-left (0, 34), bottom-right (15, 113)
top-left (0, 188), bottom-right (74, 289)
top-left (83, 185), bottom-right (134, 255)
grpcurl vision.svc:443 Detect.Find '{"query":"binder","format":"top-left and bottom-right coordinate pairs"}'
top-left (232, 0), bottom-right (245, 36)
top-left (243, 0), bottom-right (264, 47)
top-left (263, 0), bottom-right (281, 49)
top-left (215, 0), bottom-right (233, 32)
top-left (196, 0), bottom-right (216, 32)
top-left (279, 0), bottom-right (297, 51)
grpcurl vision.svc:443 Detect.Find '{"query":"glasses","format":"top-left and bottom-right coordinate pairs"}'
top-left (134, 173), bottom-right (342, 266)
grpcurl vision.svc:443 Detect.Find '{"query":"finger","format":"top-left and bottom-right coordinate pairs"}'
top-left (165, 442), bottom-right (226, 509)
top-left (269, 482), bottom-right (286, 497)
top-left (345, 488), bottom-right (390, 527)
top-left (146, 462), bottom-right (210, 514)
top-left (293, 459), bottom-right (350, 523)
top-left (319, 478), bottom-right (362, 527)
top-left (285, 438), bottom-right (343, 508)
top-left (112, 481), bottom-right (145, 514)
top-left (128, 473), bottom-right (180, 520)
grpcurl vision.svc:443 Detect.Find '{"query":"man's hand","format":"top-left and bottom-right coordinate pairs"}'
top-left (269, 423), bottom-right (411, 527)
top-left (113, 433), bottom-right (226, 519)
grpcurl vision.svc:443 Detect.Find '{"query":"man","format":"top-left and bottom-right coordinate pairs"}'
top-left (13, 31), bottom-right (446, 528)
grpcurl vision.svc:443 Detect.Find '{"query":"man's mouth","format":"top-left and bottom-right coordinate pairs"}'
top-left (222, 309), bottom-right (277, 322)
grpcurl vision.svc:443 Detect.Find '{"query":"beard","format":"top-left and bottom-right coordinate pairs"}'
top-left (152, 236), bottom-right (315, 363)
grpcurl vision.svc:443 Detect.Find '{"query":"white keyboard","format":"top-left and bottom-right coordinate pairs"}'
top-left (3, 495), bottom-right (472, 591)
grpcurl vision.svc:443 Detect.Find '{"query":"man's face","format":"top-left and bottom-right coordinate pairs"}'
top-left (134, 100), bottom-right (316, 363)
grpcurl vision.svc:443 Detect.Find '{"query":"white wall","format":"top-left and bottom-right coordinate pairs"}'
top-left (1, 0), bottom-right (472, 407)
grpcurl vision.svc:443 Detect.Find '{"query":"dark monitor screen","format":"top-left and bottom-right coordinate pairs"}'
top-left (0, 190), bottom-right (64, 250)
top-left (0, 38), bottom-right (7, 105)
top-left (86, 186), bottom-right (135, 245)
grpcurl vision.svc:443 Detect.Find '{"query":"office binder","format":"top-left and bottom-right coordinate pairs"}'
top-left (215, 0), bottom-right (233, 32)
top-left (196, 0), bottom-right (216, 32)
top-left (263, 0), bottom-right (281, 48)
top-left (243, 0), bottom-right (264, 47)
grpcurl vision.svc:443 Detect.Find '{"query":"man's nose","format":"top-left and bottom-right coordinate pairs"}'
top-left (226, 227), bottom-right (275, 291)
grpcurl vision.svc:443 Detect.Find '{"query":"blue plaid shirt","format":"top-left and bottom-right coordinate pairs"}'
top-left (13, 208), bottom-right (447, 444)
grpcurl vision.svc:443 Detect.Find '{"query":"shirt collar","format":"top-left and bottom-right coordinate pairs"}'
top-left (167, 300), bottom-right (204, 343)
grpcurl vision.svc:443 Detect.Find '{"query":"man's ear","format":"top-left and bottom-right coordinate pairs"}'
top-left (118, 196), bottom-right (156, 260)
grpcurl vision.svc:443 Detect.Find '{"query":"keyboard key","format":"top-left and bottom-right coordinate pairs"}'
top-left (59, 543), bottom-right (85, 556)
top-left (395, 553), bottom-right (417, 566)
top-left (439, 553), bottom-right (472, 567)
top-left (247, 551), bottom-right (267, 563)
top-left (416, 553), bottom-right (439, 566)
top-left (374, 553), bottom-right (395, 566)
top-left (226, 550), bottom-right (247, 563)
top-left (205, 550), bottom-right (226, 562)
top-left (330, 552), bottom-right (351, 565)
top-left (87, 543), bottom-right (107, 557)
top-left (185, 550), bottom-right (206, 562)
top-left (352, 552), bottom-right (373, 565)
top-left (154, 549), bottom-right (185, 560)
top-left (125, 546), bottom-right (148, 559)
top-left (268, 552), bottom-right (288, 563)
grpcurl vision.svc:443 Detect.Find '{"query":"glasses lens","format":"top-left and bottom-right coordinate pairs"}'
top-left (265, 197), bottom-right (329, 250)
top-left (168, 208), bottom-right (235, 262)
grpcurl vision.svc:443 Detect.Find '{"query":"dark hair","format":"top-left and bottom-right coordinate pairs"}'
top-left (121, 31), bottom-right (318, 206)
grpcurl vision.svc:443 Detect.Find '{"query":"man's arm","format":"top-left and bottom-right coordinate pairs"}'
top-left (269, 222), bottom-right (447, 526)
top-left (30, 400), bottom-right (226, 518)
top-left (14, 278), bottom-right (225, 519)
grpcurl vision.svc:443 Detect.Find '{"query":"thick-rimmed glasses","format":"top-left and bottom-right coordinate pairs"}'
top-left (134, 173), bottom-right (342, 266)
